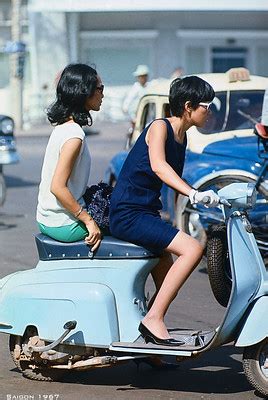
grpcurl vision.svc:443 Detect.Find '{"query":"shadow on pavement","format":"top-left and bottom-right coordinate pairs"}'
top-left (8, 345), bottom-right (253, 396)
top-left (0, 222), bottom-right (17, 231)
top-left (5, 175), bottom-right (38, 188)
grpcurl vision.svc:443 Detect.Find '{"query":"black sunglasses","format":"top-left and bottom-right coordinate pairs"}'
top-left (96, 84), bottom-right (104, 93)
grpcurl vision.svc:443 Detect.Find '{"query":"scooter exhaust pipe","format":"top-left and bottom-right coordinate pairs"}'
top-left (51, 355), bottom-right (148, 371)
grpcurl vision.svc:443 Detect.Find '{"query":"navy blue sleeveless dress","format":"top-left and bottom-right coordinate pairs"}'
top-left (109, 118), bottom-right (187, 254)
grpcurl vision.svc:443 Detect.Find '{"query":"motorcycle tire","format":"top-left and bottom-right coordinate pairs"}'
top-left (206, 224), bottom-right (232, 307)
top-left (243, 338), bottom-right (268, 398)
top-left (9, 334), bottom-right (67, 382)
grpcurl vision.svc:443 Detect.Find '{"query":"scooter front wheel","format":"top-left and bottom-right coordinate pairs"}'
top-left (243, 338), bottom-right (268, 397)
top-left (206, 224), bottom-right (232, 307)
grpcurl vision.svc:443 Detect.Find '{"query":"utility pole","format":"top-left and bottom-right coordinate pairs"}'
top-left (10, 0), bottom-right (24, 130)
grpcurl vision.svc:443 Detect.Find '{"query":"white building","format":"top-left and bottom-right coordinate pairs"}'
top-left (0, 0), bottom-right (29, 116)
top-left (1, 1), bottom-right (268, 124)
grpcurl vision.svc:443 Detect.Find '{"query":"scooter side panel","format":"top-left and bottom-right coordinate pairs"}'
top-left (235, 296), bottom-right (268, 347)
top-left (0, 257), bottom-right (157, 345)
top-left (0, 282), bottom-right (119, 346)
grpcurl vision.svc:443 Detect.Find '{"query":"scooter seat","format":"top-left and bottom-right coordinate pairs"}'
top-left (35, 233), bottom-right (160, 261)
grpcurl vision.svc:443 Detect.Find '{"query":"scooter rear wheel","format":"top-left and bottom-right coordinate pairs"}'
top-left (21, 365), bottom-right (67, 382)
top-left (243, 338), bottom-right (268, 397)
top-left (9, 334), bottom-right (68, 382)
top-left (206, 224), bottom-right (232, 307)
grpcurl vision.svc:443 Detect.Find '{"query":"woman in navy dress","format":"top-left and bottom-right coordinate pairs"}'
top-left (110, 76), bottom-right (220, 346)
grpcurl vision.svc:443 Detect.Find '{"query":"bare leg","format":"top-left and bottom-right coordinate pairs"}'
top-left (143, 252), bottom-right (177, 366)
top-left (147, 251), bottom-right (173, 310)
top-left (142, 231), bottom-right (203, 339)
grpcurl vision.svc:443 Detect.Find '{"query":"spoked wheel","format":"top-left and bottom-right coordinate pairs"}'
top-left (243, 338), bottom-right (268, 397)
top-left (9, 332), bottom-right (68, 382)
top-left (206, 224), bottom-right (232, 307)
top-left (177, 174), bottom-right (267, 249)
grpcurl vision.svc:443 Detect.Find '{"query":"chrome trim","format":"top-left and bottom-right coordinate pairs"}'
top-left (246, 183), bottom-right (257, 208)
top-left (192, 169), bottom-right (259, 190)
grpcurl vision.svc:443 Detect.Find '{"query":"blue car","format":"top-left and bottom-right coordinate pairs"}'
top-left (105, 69), bottom-right (268, 247)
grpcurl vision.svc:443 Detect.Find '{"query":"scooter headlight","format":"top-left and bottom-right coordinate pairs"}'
top-left (218, 182), bottom-right (257, 209)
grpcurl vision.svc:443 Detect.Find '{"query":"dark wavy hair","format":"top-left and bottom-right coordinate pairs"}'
top-left (169, 76), bottom-right (215, 117)
top-left (47, 63), bottom-right (98, 126)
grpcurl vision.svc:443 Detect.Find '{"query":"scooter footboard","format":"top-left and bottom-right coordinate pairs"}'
top-left (0, 282), bottom-right (119, 346)
top-left (235, 296), bottom-right (268, 347)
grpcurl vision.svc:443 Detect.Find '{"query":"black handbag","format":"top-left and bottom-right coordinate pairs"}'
top-left (83, 181), bottom-right (113, 229)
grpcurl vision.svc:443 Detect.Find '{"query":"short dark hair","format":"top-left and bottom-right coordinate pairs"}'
top-left (47, 63), bottom-right (98, 126)
top-left (169, 76), bottom-right (215, 117)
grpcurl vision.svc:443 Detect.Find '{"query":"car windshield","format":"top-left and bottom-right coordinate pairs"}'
top-left (197, 90), bottom-right (265, 134)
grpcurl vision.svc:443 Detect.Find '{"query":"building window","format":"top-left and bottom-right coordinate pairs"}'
top-left (256, 47), bottom-right (268, 77)
top-left (212, 47), bottom-right (248, 73)
top-left (185, 47), bottom-right (206, 74)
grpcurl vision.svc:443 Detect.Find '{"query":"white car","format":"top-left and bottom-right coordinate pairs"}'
top-left (132, 68), bottom-right (268, 153)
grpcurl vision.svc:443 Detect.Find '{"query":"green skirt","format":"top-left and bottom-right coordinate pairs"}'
top-left (38, 220), bottom-right (88, 242)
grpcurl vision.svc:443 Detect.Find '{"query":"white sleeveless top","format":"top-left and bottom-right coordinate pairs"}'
top-left (36, 122), bottom-right (91, 227)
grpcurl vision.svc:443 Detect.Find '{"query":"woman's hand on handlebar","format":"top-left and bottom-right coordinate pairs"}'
top-left (84, 218), bottom-right (101, 251)
top-left (189, 189), bottom-right (220, 207)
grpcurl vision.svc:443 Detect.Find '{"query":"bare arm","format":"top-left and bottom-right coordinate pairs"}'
top-left (50, 138), bottom-right (101, 250)
top-left (147, 120), bottom-right (192, 196)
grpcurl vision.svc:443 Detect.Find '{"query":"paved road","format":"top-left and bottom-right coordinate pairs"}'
top-left (0, 122), bottom-right (259, 399)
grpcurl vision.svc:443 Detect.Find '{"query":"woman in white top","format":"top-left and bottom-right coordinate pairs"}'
top-left (37, 63), bottom-right (104, 251)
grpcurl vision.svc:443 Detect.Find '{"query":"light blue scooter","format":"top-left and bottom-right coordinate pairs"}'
top-left (0, 183), bottom-right (267, 396)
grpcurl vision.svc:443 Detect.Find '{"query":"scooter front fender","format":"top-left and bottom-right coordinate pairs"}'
top-left (235, 296), bottom-right (268, 347)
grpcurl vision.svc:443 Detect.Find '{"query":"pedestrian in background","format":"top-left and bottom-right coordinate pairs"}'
top-left (170, 66), bottom-right (184, 80)
top-left (122, 64), bottom-right (150, 127)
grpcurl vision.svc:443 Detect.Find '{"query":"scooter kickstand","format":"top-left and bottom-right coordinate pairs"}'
top-left (27, 320), bottom-right (77, 353)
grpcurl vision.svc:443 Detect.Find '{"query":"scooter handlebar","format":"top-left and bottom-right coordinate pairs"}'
top-left (202, 196), bottom-right (210, 204)
top-left (219, 197), bottom-right (232, 207)
top-left (200, 196), bottom-right (231, 207)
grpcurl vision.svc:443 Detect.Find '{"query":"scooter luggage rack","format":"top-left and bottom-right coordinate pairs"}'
top-left (110, 328), bottom-right (216, 355)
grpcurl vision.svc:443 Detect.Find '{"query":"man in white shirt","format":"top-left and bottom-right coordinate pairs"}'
top-left (122, 64), bottom-right (150, 126)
